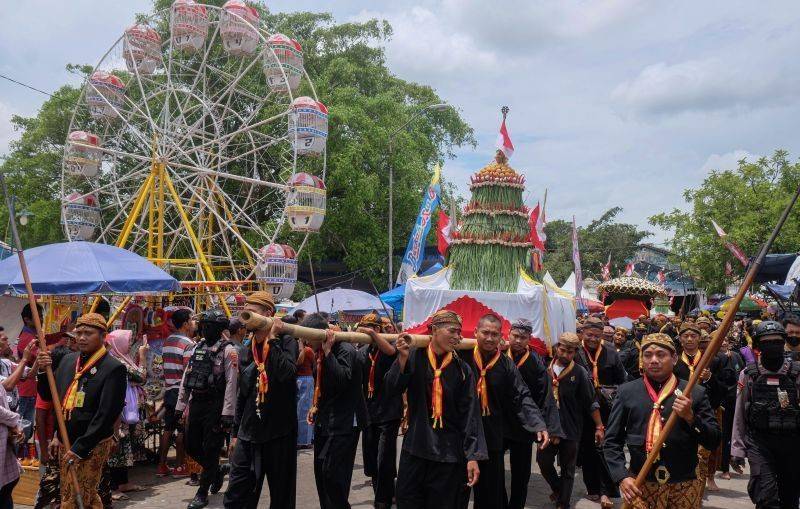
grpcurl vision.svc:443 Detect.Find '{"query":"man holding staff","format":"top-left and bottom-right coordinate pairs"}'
top-left (459, 313), bottom-right (548, 508)
top-left (604, 333), bottom-right (720, 508)
top-left (224, 291), bottom-right (298, 509)
top-left (357, 312), bottom-right (402, 509)
top-left (36, 312), bottom-right (127, 509)
top-left (386, 310), bottom-right (486, 508)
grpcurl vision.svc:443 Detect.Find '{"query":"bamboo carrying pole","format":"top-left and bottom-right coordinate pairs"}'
top-left (623, 183), bottom-right (800, 508)
top-left (0, 174), bottom-right (86, 509)
top-left (239, 311), bottom-right (478, 350)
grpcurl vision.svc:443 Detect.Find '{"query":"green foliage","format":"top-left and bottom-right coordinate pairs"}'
top-left (0, 8), bottom-right (474, 289)
top-left (649, 150), bottom-right (800, 292)
top-left (543, 207), bottom-right (652, 285)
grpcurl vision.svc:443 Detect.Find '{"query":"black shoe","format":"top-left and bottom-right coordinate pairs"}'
top-left (187, 494), bottom-right (208, 509)
top-left (210, 464), bottom-right (229, 494)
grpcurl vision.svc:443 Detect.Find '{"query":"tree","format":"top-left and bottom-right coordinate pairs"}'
top-left (649, 150), bottom-right (800, 293)
top-left (543, 207), bottom-right (652, 285)
top-left (0, 7), bottom-right (474, 289)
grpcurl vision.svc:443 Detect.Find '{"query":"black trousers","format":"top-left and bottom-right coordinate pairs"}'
top-left (185, 399), bottom-right (226, 494)
top-left (362, 419), bottom-right (400, 504)
top-left (578, 425), bottom-right (618, 497)
top-left (224, 435), bottom-right (297, 509)
top-left (396, 452), bottom-right (465, 509)
top-left (746, 434), bottom-right (800, 509)
top-left (720, 396), bottom-right (736, 473)
top-left (504, 438), bottom-right (534, 509)
top-left (314, 430), bottom-right (360, 509)
top-left (0, 478), bottom-right (17, 509)
top-left (537, 439), bottom-right (578, 508)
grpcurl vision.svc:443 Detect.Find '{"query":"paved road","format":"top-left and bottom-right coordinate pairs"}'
top-left (49, 440), bottom-right (753, 509)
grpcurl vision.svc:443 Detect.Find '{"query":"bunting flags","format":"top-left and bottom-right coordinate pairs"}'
top-left (396, 164), bottom-right (442, 286)
top-left (572, 217), bottom-right (585, 310)
top-left (711, 219), bottom-right (749, 266)
top-left (437, 210), bottom-right (451, 257)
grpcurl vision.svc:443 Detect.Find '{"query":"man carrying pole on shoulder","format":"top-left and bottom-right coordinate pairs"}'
top-left (604, 333), bottom-right (720, 509)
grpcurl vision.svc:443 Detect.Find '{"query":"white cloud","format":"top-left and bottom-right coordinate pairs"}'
top-left (700, 149), bottom-right (758, 174)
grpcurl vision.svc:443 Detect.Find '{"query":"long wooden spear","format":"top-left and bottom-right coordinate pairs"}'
top-left (0, 174), bottom-right (85, 509)
top-left (625, 183), bottom-right (800, 507)
top-left (240, 310), bottom-right (477, 350)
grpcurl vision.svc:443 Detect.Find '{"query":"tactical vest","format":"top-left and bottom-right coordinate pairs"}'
top-left (746, 361), bottom-right (800, 435)
top-left (184, 340), bottom-right (232, 398)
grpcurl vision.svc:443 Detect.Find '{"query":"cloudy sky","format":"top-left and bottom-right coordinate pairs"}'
top-left (2, 1), bottom-right (800, 244)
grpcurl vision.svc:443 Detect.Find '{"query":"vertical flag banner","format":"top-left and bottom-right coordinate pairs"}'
top-left (396, 164), bottom-right (442, 286)
top-left (624, 262), bottom-right (634, 276)
top-left (437, 210), bottom-right (451, 257)
top-left (496, 108), bottom-right (515, 158)
top-left (572, 216), bottom-right (585, 311)
top-left (529, 203), bottom-right (545, 272)
top-left (601, 254), bottom-right (611, 281)
top-left (711, 219), bottom-right (749, 266)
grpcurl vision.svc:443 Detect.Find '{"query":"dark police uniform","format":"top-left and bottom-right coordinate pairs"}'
top-left (732, 358), bottom-right (800, 508)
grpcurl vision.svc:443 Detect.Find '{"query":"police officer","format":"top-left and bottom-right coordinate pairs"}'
top-left (176, 309), bottom-right (239, 509)
top-left (731, 320), bottom-right (800, 509)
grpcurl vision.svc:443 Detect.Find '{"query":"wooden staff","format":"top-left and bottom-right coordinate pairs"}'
top-left (624, 183), bottom-right (800, 508)
top-left (0, 174), bottom-right (85, 509)
top-left (240, 311), bottom-right (477, 350)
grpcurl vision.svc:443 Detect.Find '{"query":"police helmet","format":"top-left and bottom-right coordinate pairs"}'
top-left (752, 320), bottom-right (786, 346)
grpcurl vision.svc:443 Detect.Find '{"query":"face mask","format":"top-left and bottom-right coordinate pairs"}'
top-left (759, 341), bottom-right (785, 370)
top-left (787, 336), bottom-right (800, 347)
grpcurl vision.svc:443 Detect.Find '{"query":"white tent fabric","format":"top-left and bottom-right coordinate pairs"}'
top-left (404, 267), bottom-right (575, 349)
top-left (560, 271), bottom-right (594, 300)
top-left (0, 295), bottom-right (27, 347)
top-left (293, 288), bottom-right (389, 315)
top-left (543, 272), bottom-right (558, 288)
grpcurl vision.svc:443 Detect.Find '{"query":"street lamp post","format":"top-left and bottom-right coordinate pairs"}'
top-left (386, 103), bottom-right (452, 289)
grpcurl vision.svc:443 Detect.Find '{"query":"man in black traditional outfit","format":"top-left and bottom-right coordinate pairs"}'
top-left (575, 317), bottom-right (626, 507)
top-left (459, 314), bottom-right (548, 508)
top-left (537, 332), bottom-right (603, 509)
top-left (503, 319), bottom-right (562, 509)
top-left (604, 333), bottom-right (720, 509)
top-left (224, 291), bottom-right (298, 509)
top-left (387, 310), bottom-right (486, 509)
top-left (357, 312), bottom-right (402, 509)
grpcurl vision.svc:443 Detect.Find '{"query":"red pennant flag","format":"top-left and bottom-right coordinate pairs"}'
top-left (624, 263), bottom-right (635, 276)
top-left (496, 116), bottom-right (514, 158)
top-left (437, 210), bottom-right (451, 257)
top-left (711, 219), bottom-right (749, 266)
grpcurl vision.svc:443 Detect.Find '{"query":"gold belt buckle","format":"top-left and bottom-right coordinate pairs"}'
top-left (655, 465), bottom-right (670, 485)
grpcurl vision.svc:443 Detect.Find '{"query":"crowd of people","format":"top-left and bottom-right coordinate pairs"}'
top-left (0, 293), bottom-right (795, 508)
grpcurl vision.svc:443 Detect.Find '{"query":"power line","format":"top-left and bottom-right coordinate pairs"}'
top-left (0, 73), bottom-right (54, 98)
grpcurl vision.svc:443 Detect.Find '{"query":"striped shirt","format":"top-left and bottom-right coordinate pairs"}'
top-left (162, 334), bottom-right (195, 391)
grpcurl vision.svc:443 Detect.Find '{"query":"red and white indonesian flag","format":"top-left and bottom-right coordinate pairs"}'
top-left (437, 210), bottom-right (451, 257)
top-left (528, 202), bottom-right (546, 251)
top-left (496, 115), bottom-right (514, 158)
top-left (624, 262), bottom-right (635, 276)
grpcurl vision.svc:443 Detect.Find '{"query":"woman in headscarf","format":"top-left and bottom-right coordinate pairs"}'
top-left (105, 329), bottom-right (148, 500)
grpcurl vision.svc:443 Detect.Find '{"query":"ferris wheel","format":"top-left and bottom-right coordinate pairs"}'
top-left (60, 0), bottom-right (328, 305)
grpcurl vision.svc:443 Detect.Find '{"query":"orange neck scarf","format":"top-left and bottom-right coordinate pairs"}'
top-left (62, 346), bottom-right (107, 420)
top-left (548, 359), bottom-right (575, 408)
top-left (427, 345), bottom-right (453, 428)
top-left (583, 343), bottom-right (603, 388)
top-left (643, 374), bottom-right (678, 452)
top-left (368, 349), bottom-right (379, 398)
top-left (508, 348), bottom-right (530, 368)
top-left (681, 351), bottom-right (701, 376)
top-left (252, 339), bottom-right (270, 404)
top-left (473, 347), bottom-right (501, 416)
top-left (309, 350), bottom-right (324, 418)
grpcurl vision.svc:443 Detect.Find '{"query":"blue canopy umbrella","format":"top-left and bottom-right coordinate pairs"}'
top-left (0, 241), bottom-right (181, 295)
top-left (380, 263), bottom-right (444, 317)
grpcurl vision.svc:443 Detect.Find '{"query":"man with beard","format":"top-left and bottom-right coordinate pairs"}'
top-left (604, 333), bottom-right (720, 508)
top-left (357, 312), bottom-right (402, 509)
top-left (386, 310), bottom-right (486, 508)
top-left (575, 317), bottom-right (626, 508)
top-left (504, 319), bottom-right (562, 509)
top-left (674, 322), bottom-right (724, 498)
top-left (732, 321), bottom-right (800, 508)
top-left (224, 291), bottom-right (298, 509)
top-left (537, 332), bottom-right (602, 509)
top-left (459, 314), bottom-right (548, 508)
top-left (306, 313), bottom-right (367, 509)
top-left (782, 314), bottom-right (800, 361)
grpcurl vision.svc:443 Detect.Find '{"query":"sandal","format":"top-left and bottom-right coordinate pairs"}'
top-left (112, 492), bottom-right (130, 501)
